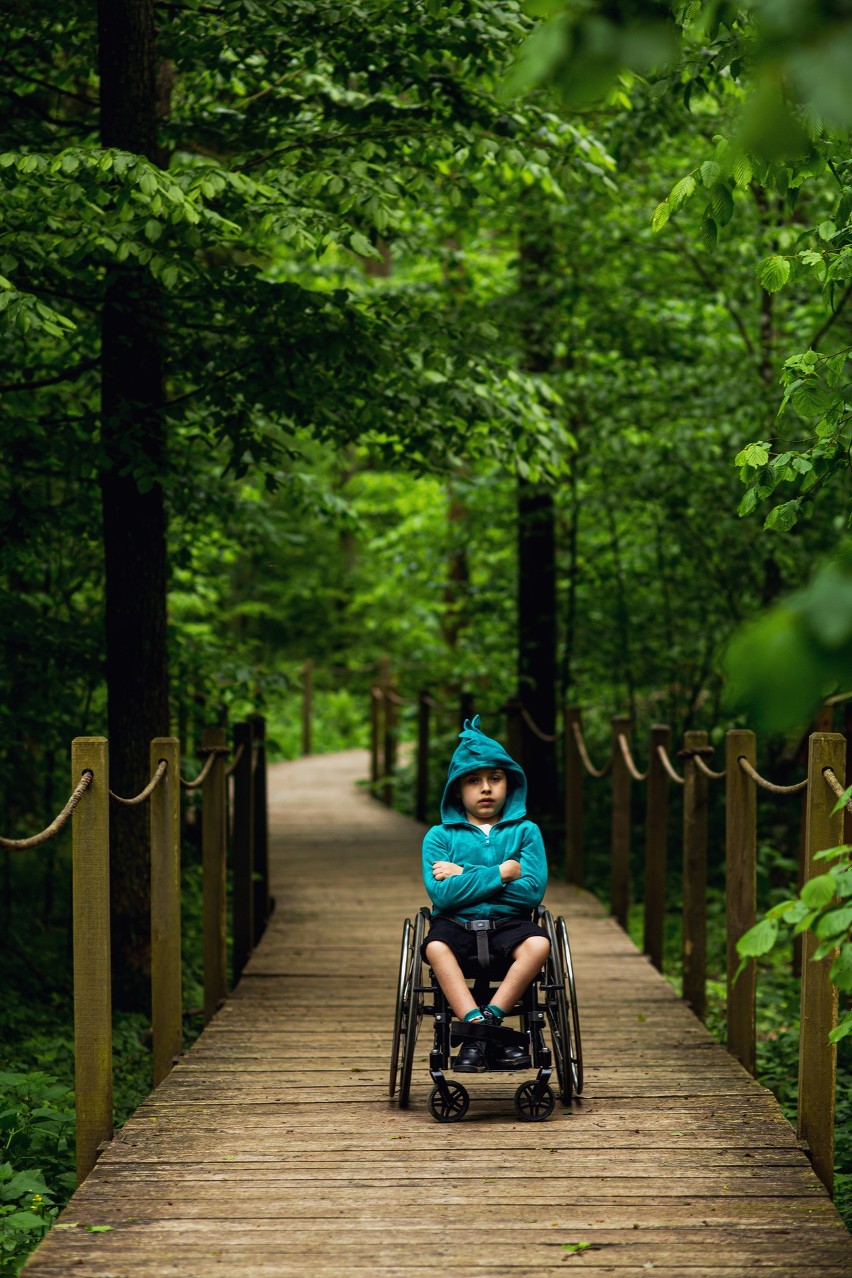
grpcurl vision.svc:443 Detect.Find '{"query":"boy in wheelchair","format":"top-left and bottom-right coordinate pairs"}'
top-left (422, 715), bottom-right (550, 1073)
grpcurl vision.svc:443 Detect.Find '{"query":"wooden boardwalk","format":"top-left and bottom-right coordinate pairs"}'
top-left (25, 750), bottom-right (852, 1276)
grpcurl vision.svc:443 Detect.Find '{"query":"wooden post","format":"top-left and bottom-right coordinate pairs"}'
top-left (201, 726), bottom-right (227, 1024)
top-left (301, 659), bottom-right (313, 756)
top-left (726, 729), bottom-right (757, 1075)
top-left (250, 714), bottom-right (269, 944)
top-left (370, 687), bottom-right (381, 793)
top-left (798, 731), bottom-right (843, 1194)
top-left (382, 687), bottom-right (398, 808)
top-left (232, 720), bottom-right (254, 983)
top-left (610, 714), bottom-right (631, 930)
top-left (644, 724), bottom-right (670, 972)
top-left (564, 706), bottom-right (583, 886)
top-left (416, 691), bottom-right (430, 825)
top-left (72, 736), bottom-right (112, 1184)
top-left (150, 737), bottom-right (182, 1088)
top-left (682, 729), bottom-right (708, 1021)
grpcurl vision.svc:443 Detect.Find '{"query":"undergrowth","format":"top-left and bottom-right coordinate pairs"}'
top-left (0, 840), bottom-right (207, 1276)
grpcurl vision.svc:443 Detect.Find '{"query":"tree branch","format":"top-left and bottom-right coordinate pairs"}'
top-left (0, 357), bottom-right (98, 395)
top-left (810, 283), bottom-right (852, 350)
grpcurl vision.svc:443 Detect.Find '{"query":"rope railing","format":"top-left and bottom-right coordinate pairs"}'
top-left (618, 732), bottom-right (648, 782)
top-left (179, 745), bottom-right (227, 791)
top-left (693, 753), bottom-right (726, 781)
top-left (737, 755), bottom-right (808, 795)
top-left (656, 742), bottom-right (685, 785)
top-left (572, 719), bottom-right (611, 778)
top-left (520, 704), bottom-right (558, 743)
top-left (0, 770), bottom-right (93, 850)
top-left (19, 718), bottom-right (269, 1187)
top-left (225, 740), bottom-right (245, 778)
top-left (109, 758), bottom-right (168, 806)
top-left (823, 765), bottom-right (852, 812)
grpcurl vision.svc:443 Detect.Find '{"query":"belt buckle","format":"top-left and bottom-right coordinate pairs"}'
top-left (467, 919), bottom-right (493, 932)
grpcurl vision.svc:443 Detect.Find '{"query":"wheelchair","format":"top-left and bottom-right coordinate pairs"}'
top-left (389, 907), bottom-right (583, 1122)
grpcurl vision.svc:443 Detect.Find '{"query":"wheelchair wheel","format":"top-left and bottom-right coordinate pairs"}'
top-left (514, 1080), bottom-right (555, 1122)
top-left (428, 1081), bottom-right (469, 1123)
top-left (389, 918), bottom-right (412, 1098)
top-left (397, 908), bottom-right (426, 1108)
top-left (557, 914), bottom-right (583, 1095)
top-left (542, 910), bottom-right (574, 1103)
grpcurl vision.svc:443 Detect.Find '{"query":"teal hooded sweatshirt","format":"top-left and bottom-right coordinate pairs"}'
top-left (422, 716), bottom-right (548, 922)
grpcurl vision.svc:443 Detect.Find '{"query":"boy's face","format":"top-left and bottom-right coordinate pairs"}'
top-left (459, 767), bottom-right (507, 825)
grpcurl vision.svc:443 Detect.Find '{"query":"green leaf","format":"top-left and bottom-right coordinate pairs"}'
top-left (561, 1242), bottom-right (593, 1253)
top-left (829, 1007), bottom-right (852, 1043)
top-left (830, 784), bottom-right (852, 815)
top-left (735, 442), bottom-right (771, 468)
top-left (736, 917), bottom-right (778, 958)
top-left (709, 182), bottom-right (733, 226)
top-left (815, 905), bottom-right (852, 941)
top-left (668, 173), bottom-right (696, 212)
top-left (732, 152), bottom-right (753, 188)
top-left (757, 256), bottom-right (791, 292)
top-left (763, 499), bottom-right (800, 533)
top-left (651, 202), bottom-right (670, 232)
top-left (700, 213), bottom-right (718, 252)
top-left (800, 872), bottom-right (837, 910)
top-left (348, 231), bottom-right (377, 257)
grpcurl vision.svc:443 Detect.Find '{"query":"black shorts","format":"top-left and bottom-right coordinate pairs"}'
top-left (421, 914), bottom-right (546, 966)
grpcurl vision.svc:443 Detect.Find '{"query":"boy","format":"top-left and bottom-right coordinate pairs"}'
top-left (421, 715), bottom-right (550, 1072)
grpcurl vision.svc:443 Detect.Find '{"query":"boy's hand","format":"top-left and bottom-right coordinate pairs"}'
top-left (499, 859), bottom-right (522, 882)
top-left (432, 860), bottom-right (463, 880)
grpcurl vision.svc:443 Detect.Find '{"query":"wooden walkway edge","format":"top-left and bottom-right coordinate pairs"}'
top-left (24, 750), bottom-right (852, 1276)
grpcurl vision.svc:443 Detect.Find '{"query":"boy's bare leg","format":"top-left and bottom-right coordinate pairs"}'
top-left (491, 935), bottom-right (551, 1013)
top-left (424, 941), bottom-right (479, 1020)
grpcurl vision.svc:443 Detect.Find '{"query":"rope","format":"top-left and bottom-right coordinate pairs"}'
top-left (571, 720), bottom-right (611, 779)
top-left (737, 756), bottom-right (808, 795)
top-left (657, 744), bottom-right (685, 785)
top-left (617, 733), bottom-right (648, 782)
top-left (109, 759), bottom-right (168, 806)
top-left (0, 771), bottom-right (94, 850)
top-left (519, 705), bottom-right (558, 743)
top-left (180, 746), bottom-right (228, 791)
top-left (694, 755), bottom-right (726, 781)
top-left (225, 742), bottom-right (245, 778)
top-left (823, 766), bottom-right (852, 812)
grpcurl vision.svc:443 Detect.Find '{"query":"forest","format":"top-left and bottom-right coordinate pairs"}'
top-left (2, 0), bottom-right (852, 1269)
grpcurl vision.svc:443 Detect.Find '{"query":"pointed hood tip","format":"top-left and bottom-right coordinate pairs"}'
top-left (441, 713), bottom-right (527, 824)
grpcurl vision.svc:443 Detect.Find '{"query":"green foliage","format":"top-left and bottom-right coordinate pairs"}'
top-left (737, 842), bottom-right (852, 1045)
top-left (724, 543), bottom-right (852, 733)
top-left (0, 1074), bottom-right (74, 1277)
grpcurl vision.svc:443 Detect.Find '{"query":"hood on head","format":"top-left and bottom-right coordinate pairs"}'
top-left (440, 714), bottom-right (527, 824)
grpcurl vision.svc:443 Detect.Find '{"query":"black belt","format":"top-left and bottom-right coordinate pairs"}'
top-left (448, 916), bottom-right (500, 970)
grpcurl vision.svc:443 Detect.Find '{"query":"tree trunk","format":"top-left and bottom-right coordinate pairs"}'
top-left (517, 222), bottom-right (558, 827)
top-left (99, 0), bottom-right (169, 1011)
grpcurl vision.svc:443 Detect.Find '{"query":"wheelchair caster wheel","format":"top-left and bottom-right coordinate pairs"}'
top-left (514, 1081), bottom-right (555, 1122)
top-left (428, 1082), bottom-right (469, 1123)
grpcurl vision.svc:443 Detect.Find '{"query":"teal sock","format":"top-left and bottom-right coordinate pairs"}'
top-left (484, 1003), bottom-right (506, 1020)
top-left (463, 1008), bottom-right (485, 1022)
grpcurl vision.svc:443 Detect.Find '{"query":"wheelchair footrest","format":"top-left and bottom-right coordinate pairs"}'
top-left (450, 1020), bottom-right (528, 1049)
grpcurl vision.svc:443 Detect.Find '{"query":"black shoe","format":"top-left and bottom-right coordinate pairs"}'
top-left (452, 1039), bottom-right (488, 1072)
top-left (489, 1042), bottom-right (532, 1068)
top-left (481, 1010), bottom-right (531, 1068)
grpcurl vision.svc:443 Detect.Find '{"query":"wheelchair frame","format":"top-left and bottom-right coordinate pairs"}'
top-left (389, 906), bottom-right (583, 1122)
